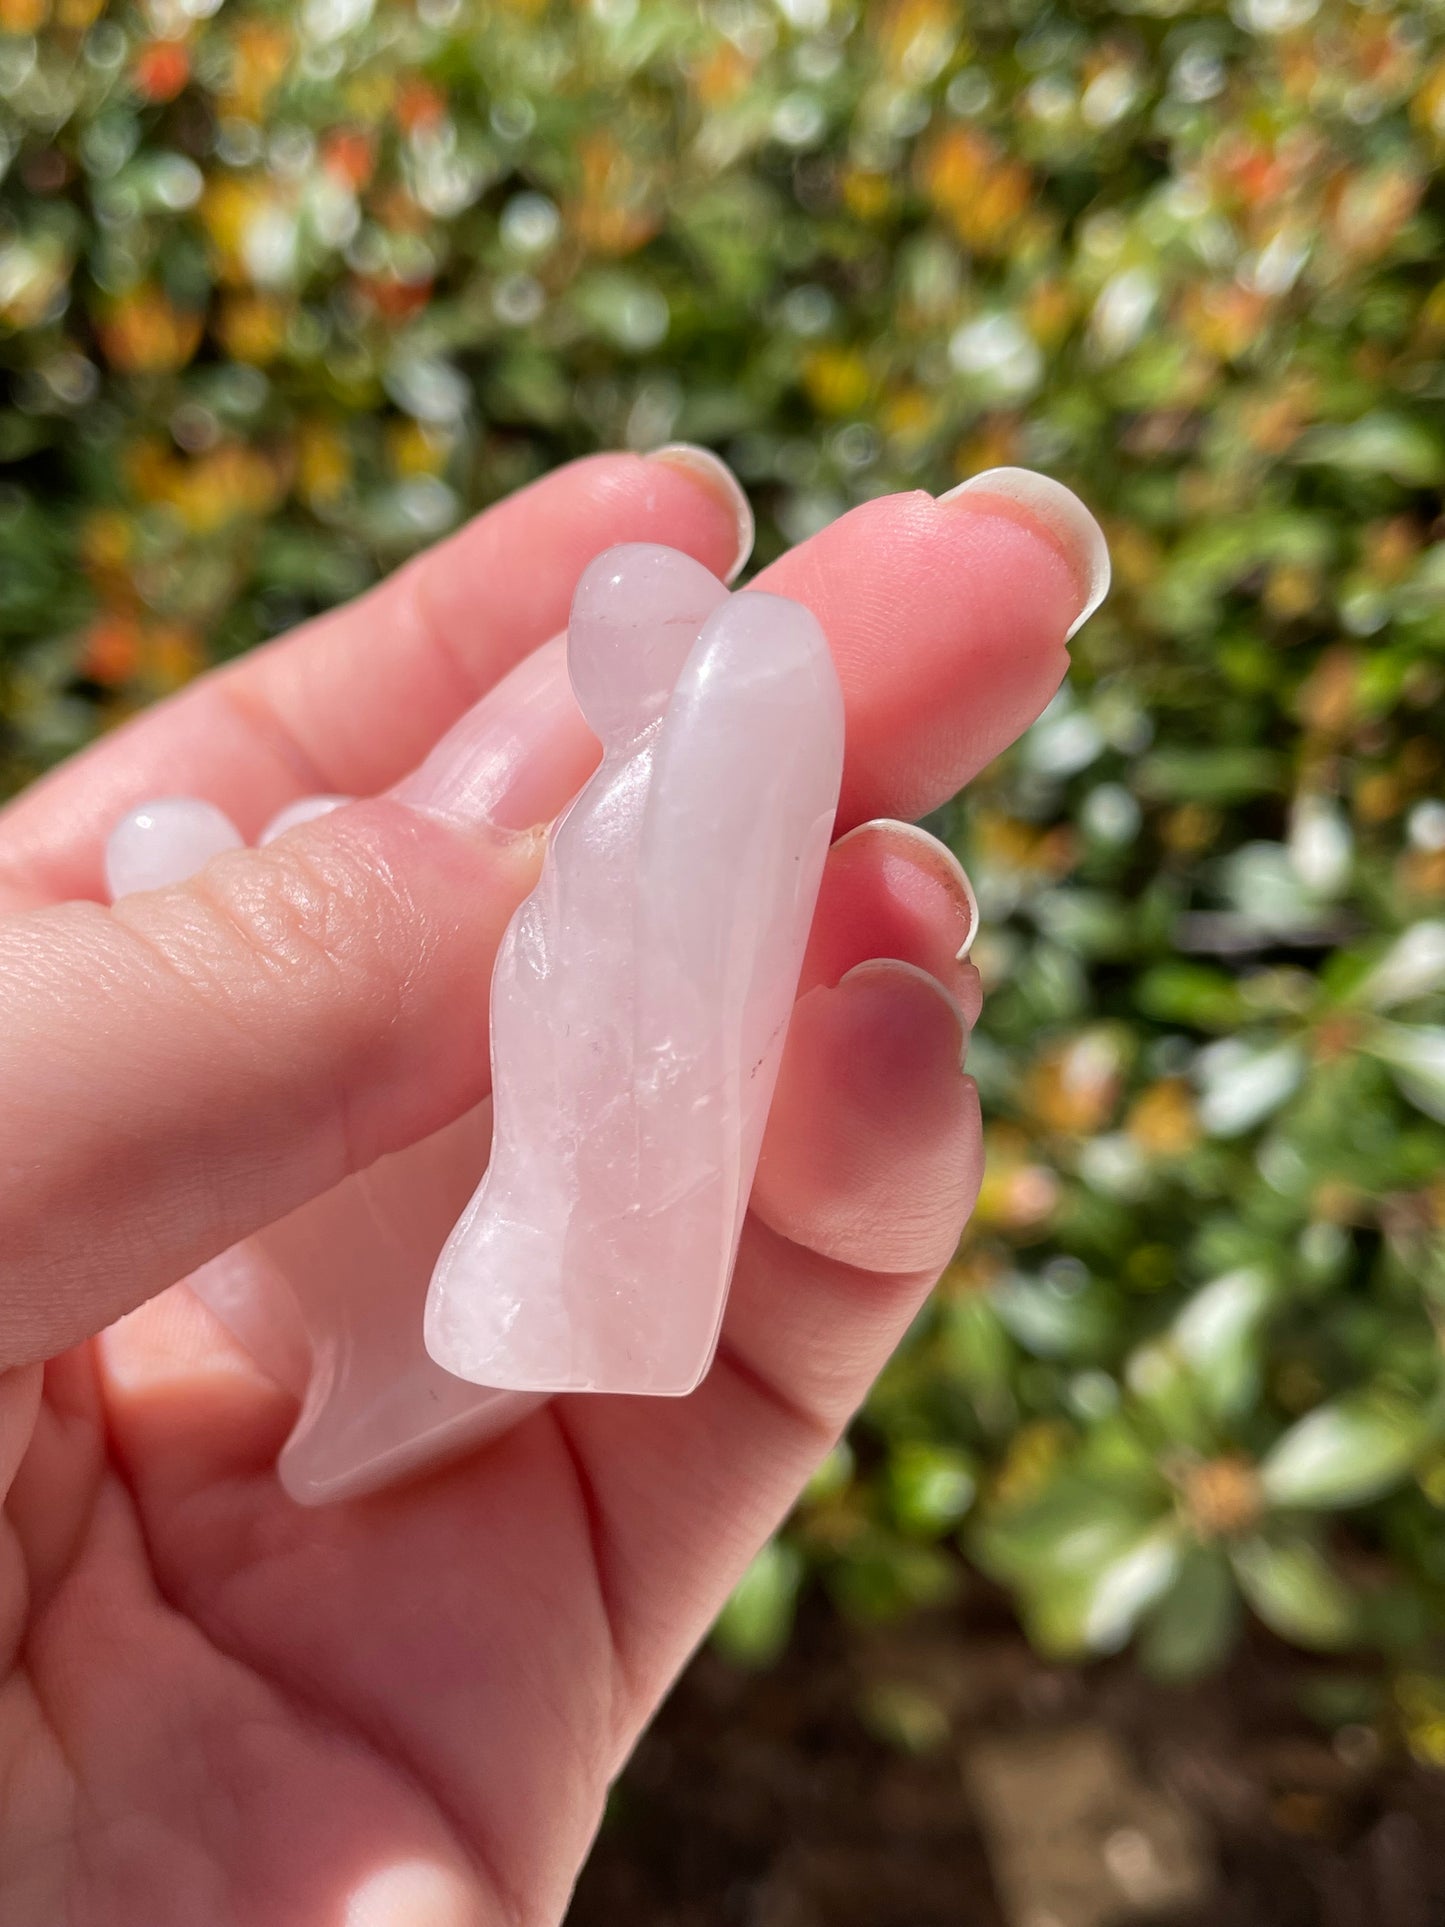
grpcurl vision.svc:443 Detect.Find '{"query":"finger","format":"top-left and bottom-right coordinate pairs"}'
top-left (543, 821), bottom-right (983, 1721)
top-left (0, 448), bottom-right (751, 907)
top-left (752, 466), bottom-right (1108, 827)
top-left (0, 639), bottom-right (595, 1371)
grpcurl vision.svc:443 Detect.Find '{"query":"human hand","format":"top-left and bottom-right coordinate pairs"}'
top-left (0, 451), bottom-right (1105, 1926)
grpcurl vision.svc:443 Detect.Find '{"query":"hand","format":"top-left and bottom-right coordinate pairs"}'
top-left (0, 452), bottom-right (1104, 1926)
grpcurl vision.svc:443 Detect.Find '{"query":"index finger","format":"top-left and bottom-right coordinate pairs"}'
top-left (0, 448), bottom-right (750, 908)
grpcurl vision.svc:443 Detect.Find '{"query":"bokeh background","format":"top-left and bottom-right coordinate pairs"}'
top-left (3, 0), bottom-right (1445, 1917)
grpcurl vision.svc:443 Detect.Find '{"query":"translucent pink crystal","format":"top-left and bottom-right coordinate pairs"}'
top-left (425, 543), bottom-right (845, 1396)
top-left (104, 797), bottom-right (244, 898)
top-left (107, 796), bottom-right (532, 1506)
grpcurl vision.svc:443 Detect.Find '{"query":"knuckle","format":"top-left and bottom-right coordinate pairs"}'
top-left (116, 812), bottom-right (427, 1040)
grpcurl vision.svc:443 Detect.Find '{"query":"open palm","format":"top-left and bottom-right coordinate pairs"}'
top-left (0, 453), bottom-right (1099, 1925)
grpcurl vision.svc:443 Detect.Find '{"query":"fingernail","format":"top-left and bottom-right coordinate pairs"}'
top-left (260, 794), bottom-right (351, 845)
top-left (105, 796), bottom-right (244, 901)
top-left (390, 636), bottom-right (600, 832)
top-left (833, 818), bottom-right (979, 961)
top-left (646, 443), bottom-right (754, 584)
top-left (939, 467), bottom-right (1110, 640)
top-left (838, 956), bottom-right (973, 1071)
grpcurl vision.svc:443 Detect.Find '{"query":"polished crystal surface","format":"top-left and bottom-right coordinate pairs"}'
top-left (105, 797), bottom-right (244, 899)
top-left (425, 543), bottom-right (845, 1396)
top-left (107, 795), bottom-right (531, 1505)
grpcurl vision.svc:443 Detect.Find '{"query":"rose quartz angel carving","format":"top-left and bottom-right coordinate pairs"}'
top-left (104, 540), bottom-right (842, 1495)
top-left (425, 543), bottom-right (844, 1396)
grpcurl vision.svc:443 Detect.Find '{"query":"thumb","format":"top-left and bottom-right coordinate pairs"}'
top-left (0, 640), bottom-right (597, 1371)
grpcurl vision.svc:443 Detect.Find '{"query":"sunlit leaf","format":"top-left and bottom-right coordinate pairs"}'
top-left (1231, 1536), bottom-right (1357, 1650)
top-left (1261, 1397), bottom-right (1427, 1510)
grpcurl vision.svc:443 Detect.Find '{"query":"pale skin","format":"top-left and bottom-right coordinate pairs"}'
top-left (0, 453), bottom-right (1093, 1926)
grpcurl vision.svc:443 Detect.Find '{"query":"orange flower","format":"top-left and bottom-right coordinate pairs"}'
top-left (569, 132), bottom-right (662, 258)
top-left (919, 127), bottom-right (1031, 254)
top-left (973, 1125), bottom-right (1062, 1233)
top-left (689, 40), bottom-right (753, 108)
top-left (142, 623), bottom-right (205, 692)
top-left (133, 40), bottom-right (190, 104)
top-left (78, 613), bottom-right (141, 686)
top-left (396, 78), bottom-right (448, 137)
top-left (1025, 1032), bottom-right (1124, 1136)
top-left (1178, 282), bottom-right (1271, 363)
top-left (873, 0), bottom-right (962, 85)
top-left (0, 0), bottom-right (48, 32)
top-left (353, 272), bottom-right (434, 322)
top-left (95, 288), bottom-right (204, 373)
top-left (322, 128), bottom-right (377, 191)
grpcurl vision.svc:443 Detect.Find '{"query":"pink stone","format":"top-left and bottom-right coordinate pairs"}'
top-left (425, 544), bottom-right (845, 1397)
top-left (107, 793), bottom-right (532, 1505)
top-left (104, 797), bottom-right (244, 898)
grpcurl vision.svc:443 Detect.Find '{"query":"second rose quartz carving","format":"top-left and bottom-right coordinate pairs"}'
top-left (424, 543), bottom-right (845, 1396)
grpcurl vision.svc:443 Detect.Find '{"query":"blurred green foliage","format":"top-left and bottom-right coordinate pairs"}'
top-left (3, 0), bottom-right (1445, 1740)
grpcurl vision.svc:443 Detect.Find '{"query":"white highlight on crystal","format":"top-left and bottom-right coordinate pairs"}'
top-left (103, 796), bottom-right (244, 899)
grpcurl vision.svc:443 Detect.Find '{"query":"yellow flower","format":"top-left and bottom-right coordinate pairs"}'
top-left (221, 21), bottom-right (292, 122)
top-left (217, 293), bottom-right (290, 364)
top-left (387, 419), bottom-right (450, 478)
top-left (841, 168), bottom-right (894, 222)
top-left (872, 0), bottom-right (962, 85)
top-left (203, 176), bottom-right (281, 286)
top-left (802, 347), bottom-right (871, 417)
top-left (880, 387), bottom-right (941, 446)
top-left (1127, 1079), bottom-right (1201, 1158)
top-left (297, 422), bottom-right (352, 507)
top-left (990, 1421), bottom-right (1068, 1509)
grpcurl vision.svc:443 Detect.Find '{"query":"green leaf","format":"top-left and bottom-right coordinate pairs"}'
top-left (888, 1442), bottom-right (978, 1537)
top-left (1261, 1397), bottom-right (1427, 1510)
top-left (1354, 924), bottom-right (1445, 1011)
top-left (1141, 1545), bottom-right (1240, 1681)
top-left (1230, 1536), bottom-right (1357, 1650)
top-left (1196, 1040), bottom-right (1305, 1138)
top-left (1136, 747), bottom-right (1285, 804)
top-left (1366, 1024), bottom-right (1445, 1125)
top-left (1080, 1524), bottom-right (1183, 1653)
top-left (1295, 412), bottom-right (1445, 487)
top-left (1173, 1267), bottom-right (1271, 1422)
top-left (713, 1539), bottom-right (803, 1669)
